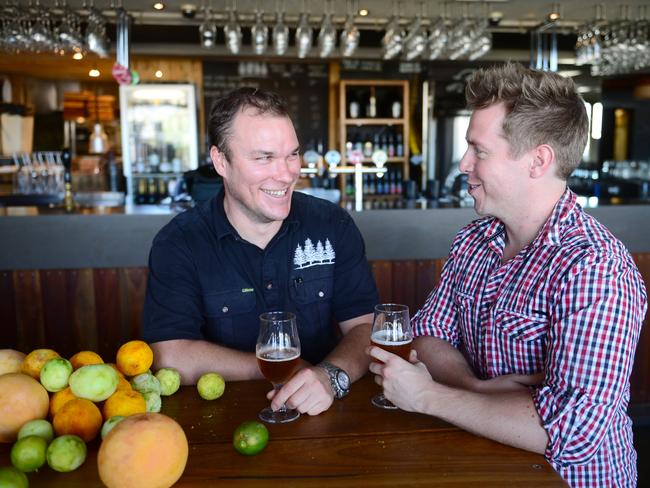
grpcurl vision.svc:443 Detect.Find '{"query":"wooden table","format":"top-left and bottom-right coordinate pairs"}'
top-left (0, 376), bottom-right (567, 487)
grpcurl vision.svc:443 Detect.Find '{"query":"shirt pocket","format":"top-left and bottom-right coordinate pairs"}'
top-left (494, 309), bottom-right (547, 342)
top-left (202, 289), bottom-right (257, 346)
top-left (289, 277), bottom-right (333, 305)
top-left (453, 290), bottom-right (475, 328)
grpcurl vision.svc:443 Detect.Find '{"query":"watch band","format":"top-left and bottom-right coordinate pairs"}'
top-left (318, 361), bottom-right (350, 399)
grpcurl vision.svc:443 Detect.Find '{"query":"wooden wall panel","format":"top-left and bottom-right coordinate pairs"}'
top-left (119, 268), bottom-right (148, 341)
top-left (371, 261), bottom-right (393, 305)
top-left (93, 269), bottom-right (122, 360)
top-left (40, 270), bottom-right (73, 356)
top-left (0, 270), bottom-right (17, 347)
top-left (12, 270), bottom-right (45, 351)
top-left (67, 269), bottom-right (98, 354)
top-left (392, 261), bottom-right (418, 313)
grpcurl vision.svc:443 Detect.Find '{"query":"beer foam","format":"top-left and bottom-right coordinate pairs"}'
top-left (256, 347), bottom-right (300, 361)
top-left (371, 330), bottom-right (412, 346)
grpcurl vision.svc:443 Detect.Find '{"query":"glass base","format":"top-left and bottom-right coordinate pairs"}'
top-left (258, 406), bottom-right (300, 424)
top-left (371, 394), bottom-right (399, 410)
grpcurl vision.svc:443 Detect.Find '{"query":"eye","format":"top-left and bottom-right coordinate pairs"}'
top-left (255, 155), bottom-right (273, 162)
top-left (474, 147), bottom-right (487, 159)
top-left (287, 152), bottom-right (300, 162)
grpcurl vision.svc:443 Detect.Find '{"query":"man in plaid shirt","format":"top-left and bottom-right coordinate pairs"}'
top-left (368, 63), bottom-right (646, 487)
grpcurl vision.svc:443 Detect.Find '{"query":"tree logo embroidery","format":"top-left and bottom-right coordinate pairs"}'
top-left (293, 238), bottom-right (335, 269)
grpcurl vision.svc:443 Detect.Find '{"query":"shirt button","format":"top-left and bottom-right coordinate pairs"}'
top-left (266, 282), bottom-right (273, 290)
top-left (318, 291), bottom-right (325, 297)
top-left (222, 306), bottom-right (229, 313)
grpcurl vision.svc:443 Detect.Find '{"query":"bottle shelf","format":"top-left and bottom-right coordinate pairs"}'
top-left (343, 118), bottom-right (406, 126)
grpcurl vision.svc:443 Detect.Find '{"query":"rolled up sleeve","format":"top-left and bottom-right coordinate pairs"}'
top-left (533, 252), bottom-right (645, 467)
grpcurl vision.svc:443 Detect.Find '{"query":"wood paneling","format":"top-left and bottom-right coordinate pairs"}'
top-left (0, 257), bottom-right (648, 408)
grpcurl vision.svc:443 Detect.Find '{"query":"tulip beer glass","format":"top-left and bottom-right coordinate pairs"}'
top-left (256, 311), bottom-right (301, 423)
top-left (370, 303), bottom-right (412, 409)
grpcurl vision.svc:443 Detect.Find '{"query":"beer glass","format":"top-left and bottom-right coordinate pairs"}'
top-left (370, 303), bottom-right (412, 409)
top-left (256, 311), bottom-right (302, 423)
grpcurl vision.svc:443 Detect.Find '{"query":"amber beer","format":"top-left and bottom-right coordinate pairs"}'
top-left (371, 330), bottom-right (412, 360)
top-left (256, 347), bottom-right (301, 384)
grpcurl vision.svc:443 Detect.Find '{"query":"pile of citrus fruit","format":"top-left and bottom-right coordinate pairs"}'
top-left (0, 341), bottom-right (186, 487)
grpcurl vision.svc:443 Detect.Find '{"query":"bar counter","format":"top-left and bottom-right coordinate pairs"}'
top-left (1, 201), bottom-right (649, 269)
top-left (0, 376), bottom-right (567, 487)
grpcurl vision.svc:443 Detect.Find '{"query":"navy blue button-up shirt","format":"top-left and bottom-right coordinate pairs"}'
top-left (143, 189), bottom-right (378, 364)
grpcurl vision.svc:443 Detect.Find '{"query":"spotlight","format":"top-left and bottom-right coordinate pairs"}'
top-left (153, 2), bottom-right (165, 11)
top-left (358, 8), bottom-right (369, 17)
top-left (89, 68), bottom-right (100, 78)
top-left (548, 3), bottom-right (561, 22)
top-left (155, 70), bottom-right (163, 78)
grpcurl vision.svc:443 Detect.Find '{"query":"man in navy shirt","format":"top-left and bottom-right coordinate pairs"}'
top-left (143, 87), bottom-right (378, 415)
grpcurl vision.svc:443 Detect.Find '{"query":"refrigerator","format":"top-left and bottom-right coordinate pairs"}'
top-left (119, 84), bottom-right (199, 204)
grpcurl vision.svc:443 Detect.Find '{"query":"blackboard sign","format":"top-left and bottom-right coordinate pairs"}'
top-left (203, 61), bottom-right (329, 152)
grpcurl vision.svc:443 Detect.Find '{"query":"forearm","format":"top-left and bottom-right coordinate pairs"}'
top-left (323, 322), bottom-right (371, 382)
top-left (420, 384), bottom-right (548, 454)
top-left (151, 339), bottom-right (264, 384)
top-left (414, 336), bottom-right (479, 389)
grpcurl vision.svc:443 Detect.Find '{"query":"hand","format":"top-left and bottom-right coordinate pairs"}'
top-left (473, 373), bottom-right (545, 394)
top-left (267, 366), bottom-right (334, 416)
top-left (367, 347), bottom-right (435, 414)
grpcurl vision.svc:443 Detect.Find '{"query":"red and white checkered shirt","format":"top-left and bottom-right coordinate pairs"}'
top-left (412, 189), bottom-right (646, 488)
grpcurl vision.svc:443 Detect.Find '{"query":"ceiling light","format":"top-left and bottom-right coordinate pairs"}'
top-left (89, 68), bottom-right (100, 78)
top-left (358, 9), bottom-right (369, 17)
top-left (155, 70), bottom-right (163, 78)
top-left (153, 2), bottom-right (165, 11)
top-left (548, 3), bottom-right (561, 21)
top-left (72, 51), bottom-right (83, 60)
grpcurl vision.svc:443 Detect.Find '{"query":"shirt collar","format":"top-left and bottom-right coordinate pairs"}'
top-left (531, 187), bottom-right (578, 248)
top-left (210, 188), bottom-right (301, 241)
top-left (481, 187), bottom-right (578, 253)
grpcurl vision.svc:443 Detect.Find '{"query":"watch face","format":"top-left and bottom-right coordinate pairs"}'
top-left (337, 371), bottom-right (350, 390)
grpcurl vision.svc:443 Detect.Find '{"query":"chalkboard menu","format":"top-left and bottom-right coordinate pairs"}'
top-left (203, 61), bottom-right (329, 151)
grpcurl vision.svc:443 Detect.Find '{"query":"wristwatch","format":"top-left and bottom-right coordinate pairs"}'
top-left (318, 361), bottom-right (350, 399)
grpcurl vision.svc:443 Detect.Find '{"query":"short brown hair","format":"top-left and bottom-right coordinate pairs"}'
top-left (465, 63), bottom-right (588, 180)
top-left (208, 87), bottom-right (291, 162)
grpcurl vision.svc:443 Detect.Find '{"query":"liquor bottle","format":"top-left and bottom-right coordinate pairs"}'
top-left (345, 175), bottom-right (354, 197)
top-left (396, 132), bottom-right (404, 158)
top-left (363, 140), bottom-right (373, 158)
top-left (148, 178), bottom-right (158, 204)
top-left (367, 94), bottom-right (377, 118)
top-left (368, 174), bottom-right (376, 195)
top-left (362, 174), bottom-right (369, 194)
top-left (136, 178), bottom-right (147, 204)
top-left (387, 133), bottom-right (395, 158)
top-left (396, 169), bottom-right (403, 195)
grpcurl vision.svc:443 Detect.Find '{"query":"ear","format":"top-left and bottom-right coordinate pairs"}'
top-left (210, 145), bottom-right (227, 178)
top-left (529, 144), bottom-right (555, 179)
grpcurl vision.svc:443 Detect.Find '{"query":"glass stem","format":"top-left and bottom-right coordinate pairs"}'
top-left (274, 383), bottom-right (287, 412)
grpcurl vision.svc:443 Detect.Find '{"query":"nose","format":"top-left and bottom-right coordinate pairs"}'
top-left (274, 156), bottom-right (300, 182)
top-left (458, 148), bottom-right (474, 174)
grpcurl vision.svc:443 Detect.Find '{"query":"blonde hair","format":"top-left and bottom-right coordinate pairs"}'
top-left (465, 63), bottom-right (588, 180)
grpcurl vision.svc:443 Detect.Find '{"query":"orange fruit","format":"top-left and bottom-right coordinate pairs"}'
top-left (49, 387), bottom-right (79, 418)
top-left (21, 349), bottom-right (60, 379)
top-left (69, 351), bottom-right (104, 370)
top-left (116, 375), bottom-right (132, 391)
top-left (53, 398), bottom-right (102, 442)
top-left (102, 390), bottom-right (147, 420)
top-left (116, 341), bottom-right (153, 377)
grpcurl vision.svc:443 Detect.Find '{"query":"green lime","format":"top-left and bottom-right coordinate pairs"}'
top-left (17, 419), bottom-right (54, 443)
top-left (233, 421), bottom-right (269, 456)
top-left (100, 416), bottom-right (126, 439)
top-left (40, 357), bottom-right (73, 392)
top-left (11, 435), bottom-right (47, 472)
top-left (0, 466), bottom-right (29, 488)
top-left (46, 435), bottom-right (87, 472)
top-left (197, 372), bottom-right (225, 400)
top-left (155, 367), bottom-right (181, 396)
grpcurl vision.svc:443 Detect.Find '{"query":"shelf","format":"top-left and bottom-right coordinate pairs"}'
top-left (343, 118), bottom-right (406, 125)
top-left (131, 172), bottom-right (184, 179)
